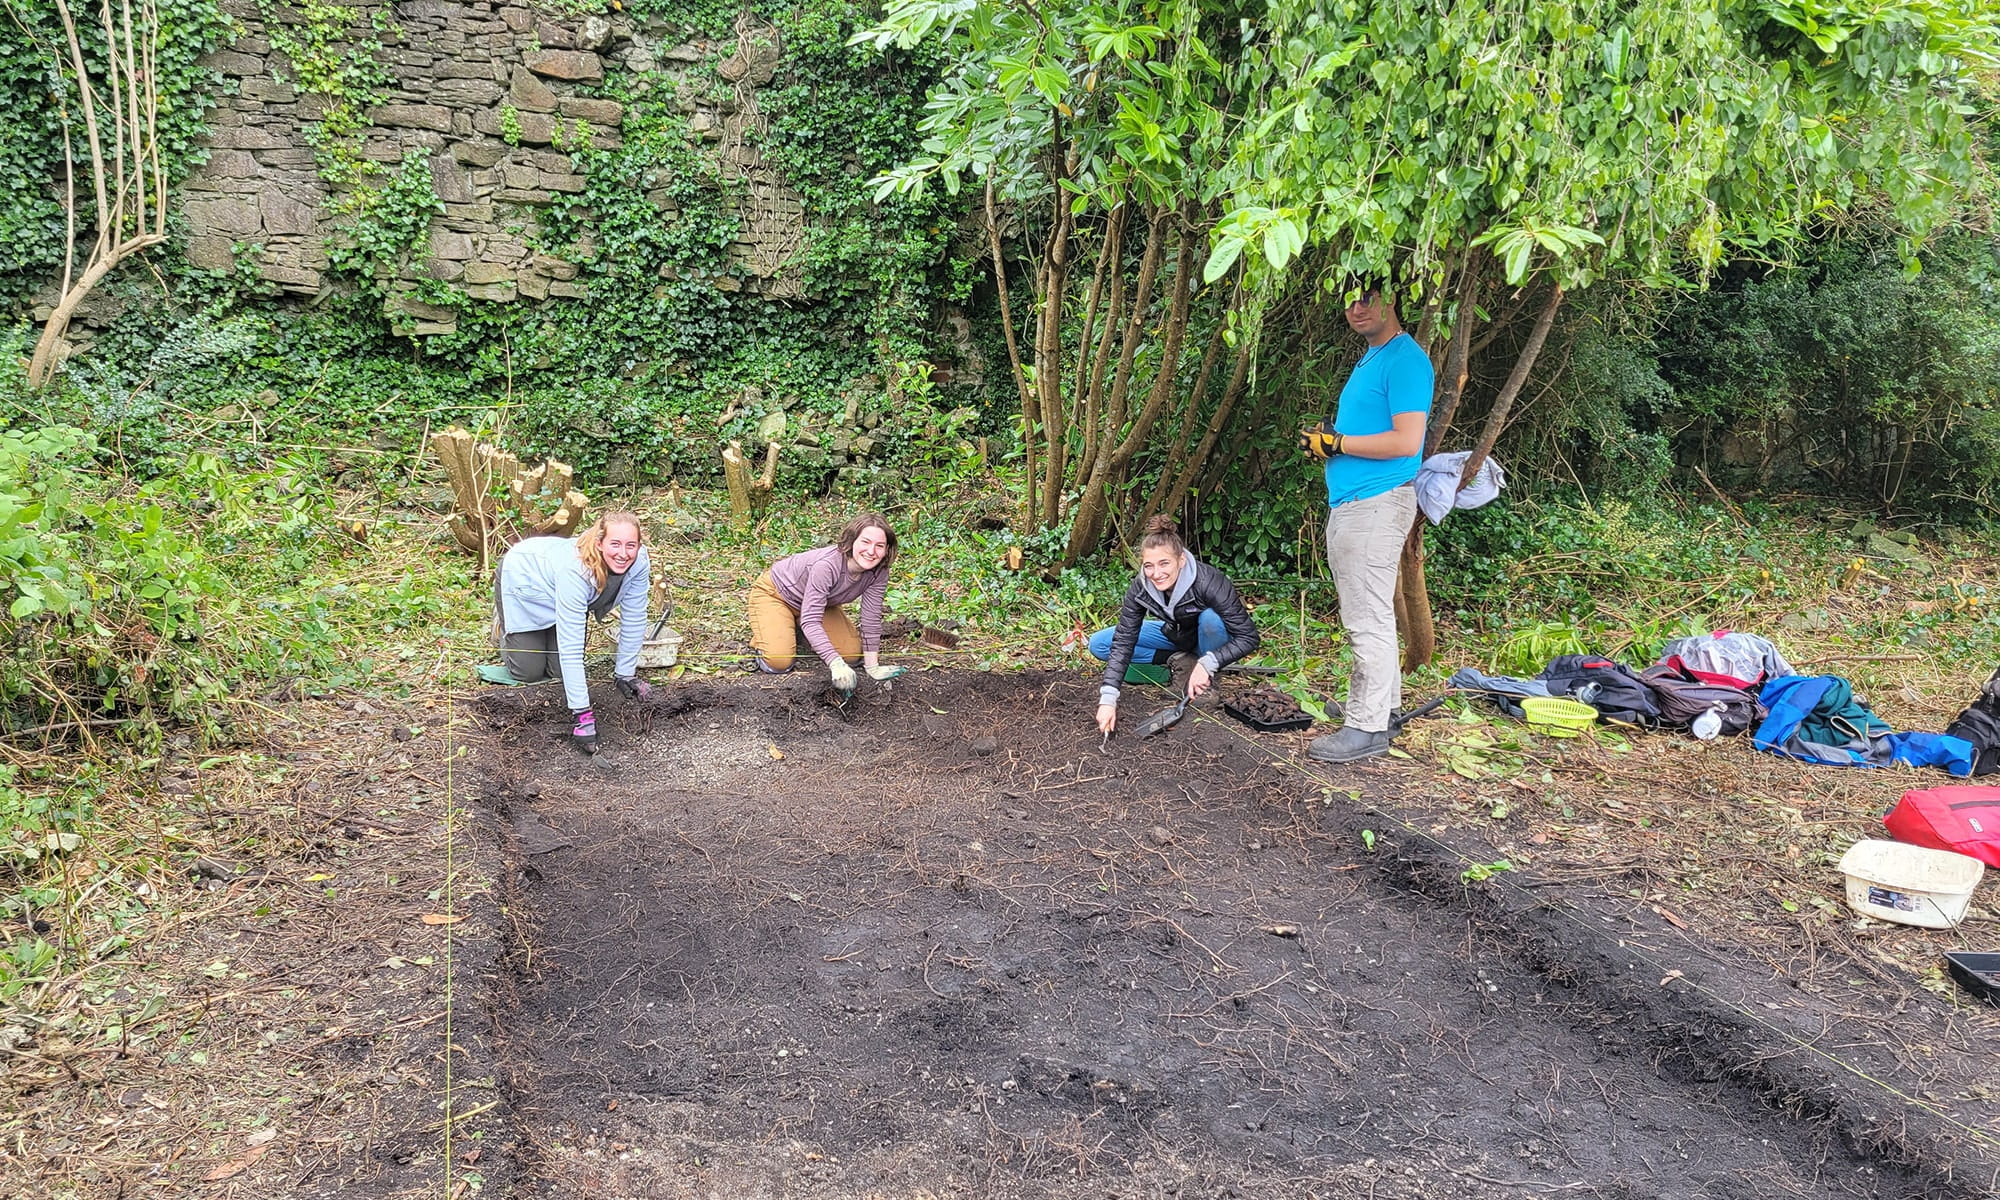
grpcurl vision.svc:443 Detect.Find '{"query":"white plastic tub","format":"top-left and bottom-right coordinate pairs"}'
top-left (1838, 838), bottom-right (1984, 929)
top-left (637, 627), bottom-right (682, 670)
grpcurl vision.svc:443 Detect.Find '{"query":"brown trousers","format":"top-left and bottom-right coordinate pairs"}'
top-left (748, 571), bottom-right (860, 670)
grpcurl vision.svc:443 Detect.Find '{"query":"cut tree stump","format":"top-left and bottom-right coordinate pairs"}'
top-left (429, 427), bottom-right (588, 572)
top-left (721, 439), bottom-right (779, 529)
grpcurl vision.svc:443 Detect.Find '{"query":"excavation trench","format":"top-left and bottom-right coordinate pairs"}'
top-left (472, 671), bottom-right (1990, 1199)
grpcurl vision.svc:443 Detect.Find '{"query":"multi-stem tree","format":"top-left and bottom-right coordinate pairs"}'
top-left (1216, 0), bottom-right (1994, 664)
top-left (860, 0), bottom-right (1264, 567)
top-left (7, 0), bottom-right (169, 388)
top-left (867, 0), bottom-right (1993, 657)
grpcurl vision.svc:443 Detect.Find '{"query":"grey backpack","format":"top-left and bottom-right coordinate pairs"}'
top-left (1640, 666), bottom-right (1763, 735)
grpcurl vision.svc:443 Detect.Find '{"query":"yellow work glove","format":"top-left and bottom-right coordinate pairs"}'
top-left (1300, 420), bottom-right (1343, 461)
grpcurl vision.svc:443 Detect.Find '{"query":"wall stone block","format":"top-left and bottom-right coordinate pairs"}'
top-left (443, 201), bottom-right (497, 227)
top-left (206, 149), bottom-right (262, 178)
top-left (531, 254), bottom-right (578, 280)
top-left (372, 103), bottom-right (453, 132)
top-left (452, 140), bottom-right (509, 167)
top-left (254, 148), bottom-right (316, 169)
top-left (200, 49), bottom-right (266, 75)
top-left (240, 77), bottom-right (297, 102)
top-left (185, 196), bottom-right (265, 236)
top-left (431, 230), bottom-right (477, 260)
top-left (185, 235), bottom-right (237, 272)
top-left (463, 262), bottom-right (515, 285)
top-left (206, 126), bottom-right (290, 150)
top-left (539, 171), bottom-right (585, 193)
top-left (464, 281), bottom-right (517, 302)
top-left (557, 97), bottom-right (622, 125)
top-left (509, 67), bottom-right (558, 111)
top-left (433, 79), bottom-right (505, 106)
top-left (260, 264), bottom-right (322, 293)
top-left (397, 296), bottom-right (460, 322)
top-left (524, 49), bottom-right (602, 82)
top-left (259, 189), bottom-right (318, 235)
top-left (474, 107), bottom-right (556, 143)
top-left (430, 156), bottom-right (475, 203)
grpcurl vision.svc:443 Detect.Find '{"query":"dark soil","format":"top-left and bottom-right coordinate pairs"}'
top-left (472, 670), bottom-right (1998, 1199)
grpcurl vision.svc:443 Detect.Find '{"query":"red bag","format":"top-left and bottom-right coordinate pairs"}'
top-left (1884, 787), bottom-right (2000, 867)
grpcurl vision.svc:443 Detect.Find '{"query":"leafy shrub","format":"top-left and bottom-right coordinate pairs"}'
top-left (1643, 232), bottom-right (2000, 512)
top-left (0, 413), bottom-right (353, 742)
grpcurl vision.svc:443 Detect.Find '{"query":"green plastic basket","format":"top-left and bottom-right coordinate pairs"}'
top-left (1522, 696), bottom-right (1598, 738)
top-left (1123, 663), bottom-right (1172, 686)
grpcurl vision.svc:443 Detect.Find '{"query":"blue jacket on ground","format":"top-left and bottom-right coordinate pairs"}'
top-left (497, 535), bottom-right (651, 710)
top-left (1754, 674), bottom-right (1974, 775)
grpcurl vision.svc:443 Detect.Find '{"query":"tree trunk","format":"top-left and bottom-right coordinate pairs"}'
top-left (1035, 174), bottom-right (1074, 527)
top-left (1425, 258), bottom-right (1482, 453)
top-left (984, 182), bottom-right (1039, 528)
top-left (1398, 258), bottom-right (1481, 670)
top-left (1462, 284), bottom-right (1564, 486)
top-left (1063, 213), bottom-right (1194, 564)
top-left (27, 235), bottom-right (159, 388)
top-left (1149, 322), bottom-right (1254, 521)
top-left (721, 441), bottom-right (756, 529)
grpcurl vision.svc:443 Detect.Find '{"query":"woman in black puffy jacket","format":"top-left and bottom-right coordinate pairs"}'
top-left (1091, 515), bottom-right (1262, 733)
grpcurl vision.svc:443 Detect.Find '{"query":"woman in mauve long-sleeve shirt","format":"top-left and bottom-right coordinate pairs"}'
top-left (747, 512), bottom-right (906, 691)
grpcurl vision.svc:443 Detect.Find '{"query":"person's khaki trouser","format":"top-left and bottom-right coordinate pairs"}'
top-left (1325, 484), bottom-right (1417, 733)
top-left (747, 570), bottom-right (861, 671)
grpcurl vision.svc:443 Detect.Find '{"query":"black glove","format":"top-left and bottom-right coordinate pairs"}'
top-left (616, 676), bottom-right (654, 702)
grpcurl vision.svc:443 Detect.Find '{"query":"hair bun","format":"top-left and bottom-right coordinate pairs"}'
top-left (1142, 514), bottom-right (1179, 538)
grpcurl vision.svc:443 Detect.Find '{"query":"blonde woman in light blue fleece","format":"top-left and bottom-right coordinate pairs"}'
top-left (493, 511), bottom-right (653, 752)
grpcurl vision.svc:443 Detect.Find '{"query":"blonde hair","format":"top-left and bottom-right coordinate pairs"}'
top-left (575, 510), bottom-right (643, 591)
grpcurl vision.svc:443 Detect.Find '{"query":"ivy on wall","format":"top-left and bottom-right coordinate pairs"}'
top-left (0, 0), bottom-right (234, 302)
top-left (11, 0), bottom-right (981, 493)
top-left (260, 0), bottom-right (442, 292)
top-left (349, 0), bottom-right (974, 481)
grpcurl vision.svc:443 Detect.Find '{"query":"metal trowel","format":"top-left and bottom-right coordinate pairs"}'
top-left (1131, 693), bottom-right (1192, 739)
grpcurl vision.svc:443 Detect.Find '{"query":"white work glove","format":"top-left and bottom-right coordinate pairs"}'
top-left (867, 664), bottom-right (905, 681)
top-left (828, 658), bottom-right (858, 693)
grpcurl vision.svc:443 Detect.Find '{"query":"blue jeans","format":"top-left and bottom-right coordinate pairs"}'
top-left (1088, 610), bottom-right (1227, 668)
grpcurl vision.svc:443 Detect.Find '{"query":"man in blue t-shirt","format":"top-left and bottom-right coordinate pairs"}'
top-left (1301, 286), bottom-right (1433, 762)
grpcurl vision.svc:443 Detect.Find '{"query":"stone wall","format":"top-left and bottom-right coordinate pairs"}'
top-left (181, 0), bottom-right (806, 335)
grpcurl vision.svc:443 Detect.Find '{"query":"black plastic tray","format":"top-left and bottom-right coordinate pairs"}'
top-left (1944, 952), bottom-right (2000, 1005)
top-left (1222, 699), bottom-right (1313, 733)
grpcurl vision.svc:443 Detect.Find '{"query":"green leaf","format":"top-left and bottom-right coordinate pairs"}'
top-left (1203, 234), bottom-right (1244, 284)
top-left (1030, 65), bottom-right (1068, 106)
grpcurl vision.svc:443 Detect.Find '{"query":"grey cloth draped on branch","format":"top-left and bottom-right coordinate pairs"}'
top-left (1414, 451), bottom-right (1507, 525)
